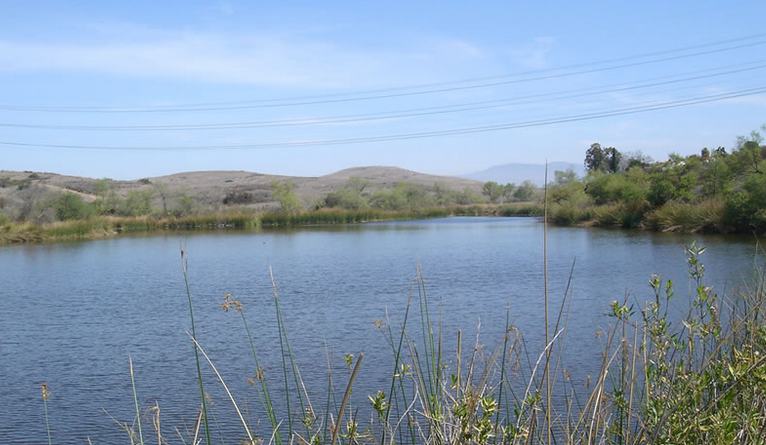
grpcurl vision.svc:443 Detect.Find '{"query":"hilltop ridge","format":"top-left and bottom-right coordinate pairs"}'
top-left (0, 166), bottom-right (484, 219)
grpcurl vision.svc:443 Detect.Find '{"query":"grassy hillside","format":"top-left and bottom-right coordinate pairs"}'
top-left (0, 166), bottom-right (486, 224)
top-left (0, 166), bottom-right (546, 244)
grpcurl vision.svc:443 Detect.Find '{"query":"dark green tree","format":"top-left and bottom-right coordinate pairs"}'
top-left (585, 143), bottom-right (605, 172)
top-left (604, 146), bottom-right (622, 173)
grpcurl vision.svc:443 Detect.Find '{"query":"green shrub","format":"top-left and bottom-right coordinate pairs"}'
top-left (122, 190), bottom-right (154, 216)
top-left (723, 173), bottom-right (766, 232)
top-left (174, 195), bottom-right (195, 217)
top-left (481, 181), bottom-right (504, 203)
top-left (547, 179), bottom-right (593, 225)
top-left (645, 199), bottom-right (724, 232)
top-left (51, 193), bottom-right (95, 221)
top-left (592, 201), bottom-right (648, 228)
top-left (271, 181), bottom-right (302, 213)
top-left (549, 202), bottom-right (591, 225)
top-left (369, 183), bottom-right (437, 211)
top-left (324, 188), bottom-right (369, 210)
top-left (586, 172), bottom-right (648, 205)
top-left (435, 186), bottom-right (484, 206)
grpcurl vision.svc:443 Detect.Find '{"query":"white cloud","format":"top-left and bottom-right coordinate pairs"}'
top-left (507, 37), bottom-right (555, 69)
top-left (0, 29), bottom-right (488, 89)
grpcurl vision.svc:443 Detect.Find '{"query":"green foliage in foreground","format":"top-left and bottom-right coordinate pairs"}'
top-left (548, 125), bottom-right (766, 233)
top-left (35, 243), bottom-right (766, 444)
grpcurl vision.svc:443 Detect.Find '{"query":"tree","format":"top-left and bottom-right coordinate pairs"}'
top-left (701, 157), bottom-right (731, 196)
top-left (622, 151), bottom-right (653, 170)
top-left (585, 143), bottom-right (605, 172)
top-left (585, 143), bottom-right (622, 173)
top-left (736, 138), bottom-right (763, 174)
top-left (153, 182), bottom-right (169, 215)
top-left (586, 172), bottom-right (648, 205)
top-left (724, 172), bottom-right (766, 231)
top-left (324, 178), bottom-right (370, 209)
top-left (481, 181), bottom-right (504, 203)
top-left (175, 195), bottom-right (195, 216)
top-left (123, 190), bottom-right (154, 216)
top-left (94, 178), bottom-right (111, 196)
top-left (554, 169), bottom-right (577, 185)
top-left (502, 183), bottom-right (515, 202)
top-left (271, 181), bottom-right (301, 212)
top-left (513, 180), bottom-right (537, 201)
top-left (346, 177), bottom-right (368, 193)
top-left (604, 146), bottom-right (622, 173)
top-left (93, 179), bottom-right (122, 215)
top-left (648, 176), bottom-right (675, 206)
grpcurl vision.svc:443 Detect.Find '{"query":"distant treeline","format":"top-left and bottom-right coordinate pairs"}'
top-left (545, 124), bottom-right (766, 233)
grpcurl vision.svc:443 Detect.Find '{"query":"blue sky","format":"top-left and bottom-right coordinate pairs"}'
top-left (1, 0), bottom-right (765, 179)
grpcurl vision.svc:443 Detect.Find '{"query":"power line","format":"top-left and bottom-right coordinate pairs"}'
top-left (2, 35), bottom-right (766, 113)
top-left (2, 61), bottom-right (765, 131)
top-left (1, 86), bottom-right (763, 151)
top-left (96, 31), bottom-right (766, 107)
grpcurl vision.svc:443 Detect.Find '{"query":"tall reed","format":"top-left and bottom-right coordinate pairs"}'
top-left (180, 249), bottom-right (211, 445)
top-left (128, 356), bottom-right (145, 445)
top-left (221, 292), bottom-right (281, 445)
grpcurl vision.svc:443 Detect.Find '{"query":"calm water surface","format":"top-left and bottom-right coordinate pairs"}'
top-left (0, 217), bottom-right (760, 444)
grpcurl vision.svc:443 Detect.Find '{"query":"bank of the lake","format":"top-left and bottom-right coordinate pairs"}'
top-left (5, 200), bottom-right (760, 247)
top-left (0, 204), bottom-right (543, 245)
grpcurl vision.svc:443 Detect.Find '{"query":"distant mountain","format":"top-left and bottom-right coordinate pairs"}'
top-left (463, 162), bottom-right (585, 186)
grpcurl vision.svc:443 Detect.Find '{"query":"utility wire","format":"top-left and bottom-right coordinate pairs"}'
top-left (1, 86), bottom-right (763, 151)
top-left (2, 35), bottom-right (766, 113)
top-left (94, 31), bottom-right (766, 107)
top-left (2, 61), bottom-right (765, 131)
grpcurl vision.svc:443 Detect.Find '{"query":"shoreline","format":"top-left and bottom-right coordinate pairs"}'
top-left (0, 205), bottom-right (542, 246)
top-left (2, 202), bottom-right (756, 247)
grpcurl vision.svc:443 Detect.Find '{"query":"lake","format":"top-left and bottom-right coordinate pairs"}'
top-left (0, 217), bottom-right (760, 444)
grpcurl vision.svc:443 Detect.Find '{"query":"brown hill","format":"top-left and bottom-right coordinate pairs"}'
top-left (0, 166), bottom-right (483, 220)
